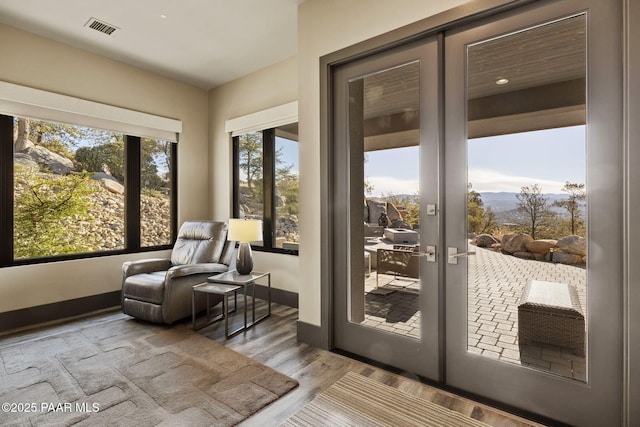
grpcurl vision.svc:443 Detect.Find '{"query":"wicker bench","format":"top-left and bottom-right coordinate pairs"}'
top-left (518, 280), bottom-right (585, 356)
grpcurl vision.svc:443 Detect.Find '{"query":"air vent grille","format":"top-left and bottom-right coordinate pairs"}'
top-left (85, 18), bottom-right (118, 35)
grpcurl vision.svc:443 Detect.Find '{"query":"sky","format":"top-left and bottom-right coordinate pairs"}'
top-left (277, 136), bottom-right (299, 174)
top-left (365, 125), bottom-right (586, 196)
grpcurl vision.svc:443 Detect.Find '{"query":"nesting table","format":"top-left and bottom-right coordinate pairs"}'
top-left (192, 270), bottom-right (271, 338)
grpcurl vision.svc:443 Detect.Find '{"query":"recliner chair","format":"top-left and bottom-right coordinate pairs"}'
top-left (121, 220), bottom-right (236, 324)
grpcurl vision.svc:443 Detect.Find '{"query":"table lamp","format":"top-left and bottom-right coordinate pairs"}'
top-left (228, 218), bottom-right (262, 275)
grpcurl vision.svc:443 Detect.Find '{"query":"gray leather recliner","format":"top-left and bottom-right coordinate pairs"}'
top-left (121, 220), bottom-right (236, 324)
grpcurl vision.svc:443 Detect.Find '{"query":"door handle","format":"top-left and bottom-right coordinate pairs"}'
top-left (413, 245), bottom-right (436, 262)
top-left (447, 247), bottom-right (475, 264)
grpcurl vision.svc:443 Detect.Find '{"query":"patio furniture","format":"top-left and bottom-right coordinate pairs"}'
top-left (376, 245), bottom-right (420, 289)
top-left (518, 280), bottom-right (585, 356)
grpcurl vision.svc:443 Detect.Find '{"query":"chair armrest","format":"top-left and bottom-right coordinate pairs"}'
top-left (167, 263), bottom-right (229, 279)
top-left (122, 258), bottom-right (172, 278)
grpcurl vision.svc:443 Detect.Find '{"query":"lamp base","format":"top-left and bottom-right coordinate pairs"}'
top-left (236, 242), bottom-right (254, 275)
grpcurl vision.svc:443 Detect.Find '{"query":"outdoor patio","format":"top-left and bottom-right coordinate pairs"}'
top-left (361, 244), bottom-right (587, 381)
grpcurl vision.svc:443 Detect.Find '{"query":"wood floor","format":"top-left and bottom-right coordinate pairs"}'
top-left (0, 304), bottom-right (552, 427)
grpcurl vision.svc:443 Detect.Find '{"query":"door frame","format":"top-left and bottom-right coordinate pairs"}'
top-left (317, 0), bottom-right (633, 424)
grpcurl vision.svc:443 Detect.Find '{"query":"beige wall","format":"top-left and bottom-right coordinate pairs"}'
top-left (0, 23), bottom-right (209, 313)
top-left (297, 0), bottom-right (469, 326)
top-left (208, 56), bottom-right (299, 293)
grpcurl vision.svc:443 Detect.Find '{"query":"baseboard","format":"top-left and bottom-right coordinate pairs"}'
top-left (254, 284), bottom-right (298, 308)
top-left (297, 320), bottom-right (329, 349)
top-left (0, 285), bottom-right (297, 335)
top-left (0, 291), bottom-right (121, 334)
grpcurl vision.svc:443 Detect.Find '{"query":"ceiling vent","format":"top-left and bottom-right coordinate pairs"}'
top-left (85, 18), bottom-right (118, 36)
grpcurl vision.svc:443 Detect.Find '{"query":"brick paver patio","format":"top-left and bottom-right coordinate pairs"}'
top-left (362, 244), bottom-right (587, 381)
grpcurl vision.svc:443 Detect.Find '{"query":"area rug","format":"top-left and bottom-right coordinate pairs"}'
top-left (0, 318), bottom-right (298, 426)
top-left (281, 372), bottom-right (489, 427)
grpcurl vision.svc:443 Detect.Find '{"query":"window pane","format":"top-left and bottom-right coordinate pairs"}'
top-left (237, 131), bottom-right (264, 245)
top-left (140, 138), bottom-right (172, 247)
top-left (275, 124), bottom-right (299, 249)
top-left (13, 117), bottom-right (125, 259)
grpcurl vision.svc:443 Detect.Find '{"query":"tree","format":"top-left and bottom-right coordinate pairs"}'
top-left (238, 132), bottom-right (263, 192)
top-left (467, 185), bottom-right (497, 235)
top-left (554, 182), bottom-right (586, 236)
top-left (516, 184), bottom-right (553, 240)
top-left (13, 166), bottom-right (98, 258)
top-left (75, 141), bottom-right (125, 181)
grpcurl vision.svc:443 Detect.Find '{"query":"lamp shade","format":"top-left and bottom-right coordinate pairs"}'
top-left (228, 218), bottom-right (262, 242)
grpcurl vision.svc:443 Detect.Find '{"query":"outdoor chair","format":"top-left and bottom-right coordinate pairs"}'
top-left (121, 220), bottom-right (236, 324)
top-left (376, 245), bottom-right (420, 289)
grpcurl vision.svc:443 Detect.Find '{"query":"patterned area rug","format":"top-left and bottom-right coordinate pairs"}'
top-left (282, 372), bottom-right (489, 427)
top-left (0, 318), bottom-right (298, 426)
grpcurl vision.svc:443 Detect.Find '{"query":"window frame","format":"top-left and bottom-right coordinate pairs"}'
top-left (0, 114), bottom-right (177, 267)
top-left (232, 128), bottom-right (299, 256)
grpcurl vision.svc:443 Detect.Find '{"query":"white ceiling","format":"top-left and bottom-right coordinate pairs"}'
top-left (0, 0), bottom-right (304, 90)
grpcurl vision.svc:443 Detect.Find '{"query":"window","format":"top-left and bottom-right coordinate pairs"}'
top-left (233, 123), bottom-right (299, 254)
top-left (0, 114), bottom-right (177, 266)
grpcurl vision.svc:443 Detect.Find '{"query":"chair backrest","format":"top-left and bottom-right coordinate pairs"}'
top-left (171, 221), bottom-right (228, 265)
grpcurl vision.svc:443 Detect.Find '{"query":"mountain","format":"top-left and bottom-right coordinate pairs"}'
top-left (480, 192), bottom-right (570, 212)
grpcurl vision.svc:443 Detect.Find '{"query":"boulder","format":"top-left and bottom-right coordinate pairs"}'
top-left (525, 239), bottom-right (558, 255)
top-left (13, 153), bottom-right (39, 171)
top-left (386, 201), bottom-right (403, 223)
top-left (92, 172), bottom-right (124, 195)
top-left (22, 146), bottom-right (73, 174)
top-left (552, 252), bottom-right (583, 265)
top-left (475, 234), bottom-right (499, 248)
top-left (557, 235), bottom-right (586, 256)
top-left (366, 198), bottom-right (387, 225)
top-left (501, 233), bottom-right (533, 254)
top-left (513, 251), bottom-right (535, 260)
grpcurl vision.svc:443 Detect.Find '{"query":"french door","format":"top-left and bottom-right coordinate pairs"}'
top-left (332, 37), bottom-right (441, 379)
top-left (331, 0), bottom-right (622, 425)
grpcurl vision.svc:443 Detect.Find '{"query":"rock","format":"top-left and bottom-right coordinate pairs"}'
top-left (513, 251), bottom-right (535, 260)
top-left (22, 146), bottom-right (74, 174)
top-left (14, 153), bottom-right (39, 171)
top-left (557, 235), bottom-right (586, 256)
top-left (92, 172), bottom-right (124, 195)
top-left (552, 251), bottom-right (583, 265)
top-left (533, 253), bottom-right (546, 261)
top-left (525, 239), bottom-right (558, 255)
top-left (501, 233), bottom-right (533, 254)
top-left (366, 199), bottom-right (387, 225)
top-left (468, 232), bottom-right (477, 240)
top-left (385, 201), bottom-right (403, 223)
top-left (475, 234), bottom-right (499, 248)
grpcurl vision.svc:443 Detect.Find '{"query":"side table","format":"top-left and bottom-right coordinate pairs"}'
top-left (192, 282), bottom-right (241, 337)
top-left (207, 270), bottom-right (271, 337)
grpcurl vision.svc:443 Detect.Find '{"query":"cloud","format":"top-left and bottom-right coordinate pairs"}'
top-left (366, 176), bottom-right (419, 197)
top-left (468, 169), bottom-right (566, 193)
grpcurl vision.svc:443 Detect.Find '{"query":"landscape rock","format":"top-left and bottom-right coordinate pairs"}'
top-left (366, 199), bottom-right (387, 225)
top-left (22, 146), bottom-right (73, 174)
top-left (501, 233), bottom-right (533, 254)
top-left (513, 251), bottom-right (536, 260)
top-left (475, 234), bottom-right (499, 248)
top-left (92, 172), bottom-right (124, 195)
top-left (525, 239), bottom-right (558, 255)
top-left (552, 251), bottom-right (583, 265)
top-left (14, 153), bottom-right (39, 171)
top-left (557, 235), bottom-right (586, 256)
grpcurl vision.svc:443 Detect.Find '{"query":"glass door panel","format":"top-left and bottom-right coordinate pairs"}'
top-left (333, 38), bottom-right (441, 380)
top-left (356, 62), bottom-right (421, 338)
top-left (466, 15), bottom-right (587, 381)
